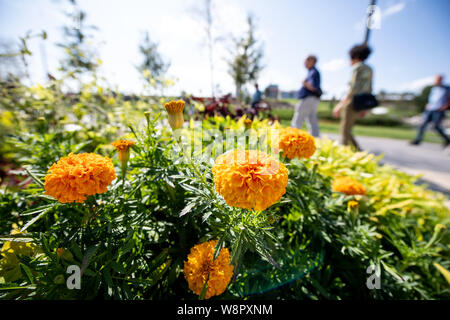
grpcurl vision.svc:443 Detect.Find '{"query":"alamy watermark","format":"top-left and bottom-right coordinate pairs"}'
top-left (366, 264), bottom-right (381, 289)
top-left (168, 124), bottom-right (283, 173)
top-left (66, 265), bottom-right (81, 290)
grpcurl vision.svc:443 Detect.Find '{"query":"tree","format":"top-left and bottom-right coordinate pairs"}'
top-left (58, 0), bottom-right (99, 75)
top-left (136, 31), bottom-right (170, 85)
top-left (227, 15), bottom-right (264, 100)
top-left (413, 85), bottom-right (432, 113)
top-left (377, 90), bottom-right (386, 102)
top-left (0, 40), bottom-right (28, 82)
top-left (0, 31), bottom-right (47, 83)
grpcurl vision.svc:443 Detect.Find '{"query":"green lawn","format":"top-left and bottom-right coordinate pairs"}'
top-left (272, 107), bottom-right (444, 144)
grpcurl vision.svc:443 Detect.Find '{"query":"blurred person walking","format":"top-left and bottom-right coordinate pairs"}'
top-left (333, 44), bottom-right (373, 151)
top-left (291, 55), bottom-right (322, 137)
top-left (410, 75), bottom-right (450, 148)
top-left (251, 83), bottom-right (263, 109)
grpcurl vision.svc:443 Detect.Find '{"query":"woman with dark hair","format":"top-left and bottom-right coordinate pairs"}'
top-left (333, 44), bottom-right (373, 150)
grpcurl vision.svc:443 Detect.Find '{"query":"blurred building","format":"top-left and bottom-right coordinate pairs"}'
top-left (281, 90), bottom-right (298, 99)
top-left (264, 84), bottom-right (280, 99)
top-left (377, 92), bottom-right (415, 101)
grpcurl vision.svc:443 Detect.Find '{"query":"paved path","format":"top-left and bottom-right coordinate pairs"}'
top-left (323, 134), bottom-right (450, 198)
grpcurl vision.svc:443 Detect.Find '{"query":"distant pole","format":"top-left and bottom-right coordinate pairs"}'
top-left (39, 42), bottom-right (49, 82)
top-left (364, 0), bottom-right (377, 45)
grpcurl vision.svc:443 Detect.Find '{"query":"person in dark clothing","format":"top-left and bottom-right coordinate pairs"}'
top-left (291, 55), bottom-right (322, 137)
top-left (411, 74), bottom-right (450, 148)
top-left (251, 83), bottom-right (263, 109)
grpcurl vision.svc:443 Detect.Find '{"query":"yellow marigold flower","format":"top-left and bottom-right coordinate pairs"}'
top-left (332, 177), bottom-right (366, 196)
top-left (44, 153), bottom-right (117, 203)
top-left (276, 127), bottom-right (316, 159)
top-left (243, 119), bottom-right (252, 130)
top-left (348, 200), bottom-right (359, 210)
top-left (1, 229), bottom-right (38, 266)
top-left (164, 100), bottom-right (185, 130)
top-left (111, 140), bottom-right (135, 163)
top-left (1, 229), bottom-right (35, 257)
top-left (212, 150), bottom-right (289, 211)
top-left (183, 240), bottom-right (233, 299)
top-left (1, 228), bottom-right (42, 282)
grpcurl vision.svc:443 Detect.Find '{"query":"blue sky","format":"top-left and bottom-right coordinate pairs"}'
top-left (1, 0), bottom-right (449, 98)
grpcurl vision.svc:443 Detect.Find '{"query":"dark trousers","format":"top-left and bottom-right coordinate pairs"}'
top-left (413, 110), bottom-right (449, 144)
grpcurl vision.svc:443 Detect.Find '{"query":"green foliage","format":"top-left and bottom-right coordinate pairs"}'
top-left (1, 111), bottom-right (448, 299)
top-left (413, 85), bottom-right (432, 113)
top-left (0, 28), bottom-right (448, 300)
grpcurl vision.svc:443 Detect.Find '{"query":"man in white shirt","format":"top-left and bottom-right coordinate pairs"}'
top-left (411, 75), bottom-right (450, 148)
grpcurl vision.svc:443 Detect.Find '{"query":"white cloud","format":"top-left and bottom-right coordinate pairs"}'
top-left (383, 2), bottom-right (406, 17)
top-left (398, 75), bottom-right (435, 92)
top-left (322, 58), bottom-right (346, 72)
top-left (321, 84), bottom-right (349, 100)
top-left (213, 0), bottom-right (248, 40)
top-left (259, 67), bottom-right (299, 91)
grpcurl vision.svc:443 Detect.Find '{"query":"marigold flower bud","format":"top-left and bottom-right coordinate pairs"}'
top-left (54, 274), bottom-right (65, 285)
top-left (111, 140), bottom-right (135, 163)
top-left (144, 111), bottom-right (151, 123)
top-left (244, 119), bottom-right (252, 130)
top-left (347, 200), bottom-right (359, 210)
top-left (57, 248), bottom-right (74, 261)
top-left (164, 100), bottom-right (185, 130)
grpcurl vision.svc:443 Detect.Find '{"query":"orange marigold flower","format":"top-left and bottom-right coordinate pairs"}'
top-left (183, 240), bottom-right (233, 299)
top-left (212, 150), bottom-right (289, 211)
top-left (164, 100), bottom-right (185, 130)
top-left (44, 153), bottom-right (117, 203)
top-left (332, 177), bottom-right (366, 195)
top-left (276, 127), bottom-right (316, 159)
top-left (111, 140), bottom-right (135, 162)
